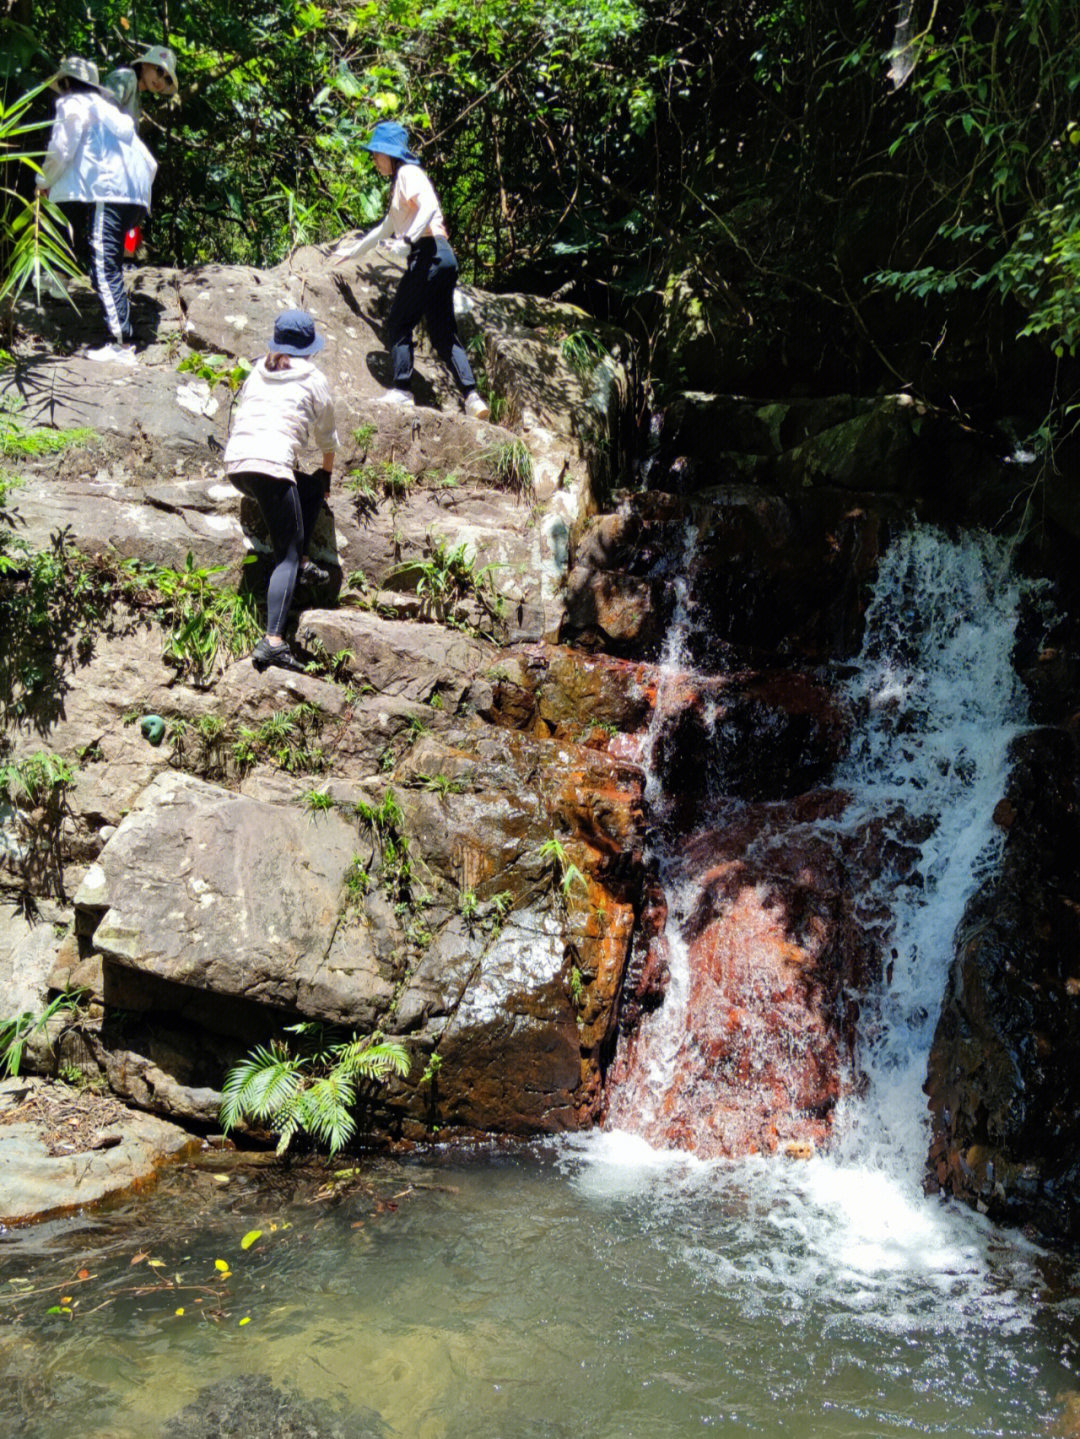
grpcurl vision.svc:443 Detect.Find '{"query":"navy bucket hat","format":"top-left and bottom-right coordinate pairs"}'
top-left (364, 121), bottom-right (420, 164)
top-left (269, 309), bottom-right (324, 357)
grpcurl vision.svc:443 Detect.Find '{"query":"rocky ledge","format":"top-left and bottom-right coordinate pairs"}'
top-left (0, 1076), bottom-right (198, 1226)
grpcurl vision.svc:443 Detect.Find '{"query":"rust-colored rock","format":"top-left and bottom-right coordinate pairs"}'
top-left (606, 798), bottom-right (879, 1157)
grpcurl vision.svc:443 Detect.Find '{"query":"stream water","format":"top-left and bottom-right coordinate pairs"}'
top-left (2, 527), bottom-right (1079, 1436)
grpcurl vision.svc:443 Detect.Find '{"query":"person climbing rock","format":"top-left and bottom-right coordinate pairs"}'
top-left (35, 56), bottom-right (157, 364)
top-left (104, 44), bottom-right (179, 126)
top-left (223, 310), bottom-right (338, 674)
top-left (334, 120), bottom-right (490, 420)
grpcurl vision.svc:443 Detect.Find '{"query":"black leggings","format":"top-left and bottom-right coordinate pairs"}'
top-left (387, 236), bottom-right (476, 393)
top-left (229, 470), bottom-right (324, 635)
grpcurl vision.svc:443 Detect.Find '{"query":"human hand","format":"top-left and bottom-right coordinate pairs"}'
top-left (313, 466), bottom-right (332, 496)
top-left (378, 237), bottom-right (410, 258)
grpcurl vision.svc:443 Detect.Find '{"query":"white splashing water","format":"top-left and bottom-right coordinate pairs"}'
top-left (604, 522), bottom-right (701, 1136)
top-left (578, 526), bottom-right (1042, 1329)
top-left (829, 527), bottom-right (1030, 1174)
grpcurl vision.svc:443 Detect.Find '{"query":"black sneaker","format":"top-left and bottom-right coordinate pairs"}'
top-left (251, 638), bottom-right (306, 673)
top-left (298, 559), bottom-right (330, 587)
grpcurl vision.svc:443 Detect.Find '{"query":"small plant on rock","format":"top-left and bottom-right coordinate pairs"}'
top-left (560, 328), bottom-right (606, 379)
top-left (219, 1024), bottom-right (410, 1156)
top-left (539, 834), bottom-right (588, 903)
top-left (0, 990), bottom-right (83, 1078)
top-left (487, 438), bottom-right (534, 500)
top-left (0, 749), bottom-right (77, 804)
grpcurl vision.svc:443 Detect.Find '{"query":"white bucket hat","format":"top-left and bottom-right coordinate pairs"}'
top-left (133, 44), bottom-right (178, 94)
top-left (49, 56), bottom-right (104, 92)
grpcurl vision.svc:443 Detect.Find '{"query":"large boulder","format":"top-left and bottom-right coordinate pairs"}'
top-left (60, 724), bottom-right (645, 1139)
top-left (925, 727), bottom-right (1080, 1241)
top-left (74, 770), bottom-right (358, 1012)
top-left (6, 247), bottom-right (634, 640)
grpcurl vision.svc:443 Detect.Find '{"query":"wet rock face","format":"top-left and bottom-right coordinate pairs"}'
top-left (605, 793), bottom-right (880, 1157)
top-left (925, 728), bottom-right (1080, 1241)
top-left (564, 487), bottom-right (891, 662)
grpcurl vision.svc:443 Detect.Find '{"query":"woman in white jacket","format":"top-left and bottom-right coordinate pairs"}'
top-left (223, 310), bottom-right (338, 674)
top-left (36, 56), bottom-right (157, 364)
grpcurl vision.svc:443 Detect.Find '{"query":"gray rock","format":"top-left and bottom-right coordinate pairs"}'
top-left (0, 1077), bottom-right (198, 1224)
top-left (75, 771), bottom-right (359, 1013)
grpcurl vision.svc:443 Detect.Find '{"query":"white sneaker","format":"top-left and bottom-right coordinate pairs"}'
top-left (465, 391), bottom-right (490, 421)
top-left (376, 388), bottom-right (413, 407)
top-left (86, 342), bottom-right (136, 366)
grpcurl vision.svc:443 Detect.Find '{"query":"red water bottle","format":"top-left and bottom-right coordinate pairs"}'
top-left (124, 226), bottom-right (142, 257)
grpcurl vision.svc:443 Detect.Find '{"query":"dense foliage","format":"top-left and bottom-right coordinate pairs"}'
top-left (3, 1), bottom-right (1080, 404)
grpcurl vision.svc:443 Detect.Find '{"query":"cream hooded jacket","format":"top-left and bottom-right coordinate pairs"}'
top-left (37, 90), bottom-right (157, 208)
top-left (223, 358), bottom-right (338, 482)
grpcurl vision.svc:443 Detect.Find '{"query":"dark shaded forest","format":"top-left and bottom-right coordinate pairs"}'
top-left (3, 0), bottom-right (1080, 430)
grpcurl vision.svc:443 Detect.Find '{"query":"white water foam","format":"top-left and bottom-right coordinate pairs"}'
top-left (577, 526), bottom-right (1040, 1330)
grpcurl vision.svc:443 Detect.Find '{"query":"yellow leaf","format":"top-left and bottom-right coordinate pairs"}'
top-left (214, 1259), bottom-right (231, 1274)
top-left (240, 1230), bottom-right (263, 1251)
top-left (147, 1259), bottom-right (165, 1269)
top-left (60, 1295), bottom-right (72, 1303)
top-left (239, 1316), bottom-right (251, 1326)
top-left (175, 1307), bottom-right (185, 1317)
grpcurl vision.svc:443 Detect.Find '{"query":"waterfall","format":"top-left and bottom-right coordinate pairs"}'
top-left (829, 527), bottom-right (1029, 1174)
top-left (606, 525), bottom-right (1031, 1180)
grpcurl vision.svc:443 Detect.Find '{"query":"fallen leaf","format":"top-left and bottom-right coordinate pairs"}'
top-left (239, 1316), bottom-right (251, 1327)
top-left (175, 1308), bottom-right (185, 1317)
top-left (77, 1269), bottom-right (91, 1281)
top-left (240, 1230), bottom-right (262, 1251)
top-left (147, 1260), bottom-right (165, 1269)
top-left (130, 1252), bottom-right (148, 1266)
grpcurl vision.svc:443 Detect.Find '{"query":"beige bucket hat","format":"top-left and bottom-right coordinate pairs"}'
top-left (49, 56), bottom-right (104, 92)
top-left (133, 44), bottom-right (178, 94)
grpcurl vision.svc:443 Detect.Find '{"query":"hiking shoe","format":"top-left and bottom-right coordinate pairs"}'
top-left (86, 341), bottom-right (136, 366)
top-left (298, 559), bottom-right (331, 587)
top-left (376, 387), bottom-right (414, 407)
top-left (251, 638), bottom-right (306, 673)
top-left (465, 391), bottom-right (490, 421)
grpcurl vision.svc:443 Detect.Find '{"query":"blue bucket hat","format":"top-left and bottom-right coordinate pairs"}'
top-left (364, 121), bottom-right (419, 165)
top-left (269, 309), bottom-right (324, 357)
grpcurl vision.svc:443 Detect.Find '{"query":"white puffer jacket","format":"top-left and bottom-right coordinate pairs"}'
top-left (223, 359), bottom-right (338, 482)
top-left (37, 90), bottom-right (157, 208)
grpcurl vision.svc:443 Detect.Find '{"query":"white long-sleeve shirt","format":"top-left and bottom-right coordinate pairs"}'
top-left (36, 90), bottom-right (157, 207)
top-left (338, 164), bottom-right (447, 262)
top-left (223, 358), bottom-right (338, 481)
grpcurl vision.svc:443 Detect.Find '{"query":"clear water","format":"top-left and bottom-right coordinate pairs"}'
top-left (0, 1145), bottom-right (1077, 1438)
top-left (3, 530), bottom-right (1076, 1436)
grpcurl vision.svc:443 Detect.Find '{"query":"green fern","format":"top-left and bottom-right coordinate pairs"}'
top-left (220, 1030), bottom-right (410, 1156)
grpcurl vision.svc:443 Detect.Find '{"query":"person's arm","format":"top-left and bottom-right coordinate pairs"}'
top-left (36, 98), bottom-right (82, 192)
top-left (104, 68), bottom-right (139, 123)
top-left (333, 210), bottom-right (393, 262)
top-left (311, 380), bottom-right (338, 490)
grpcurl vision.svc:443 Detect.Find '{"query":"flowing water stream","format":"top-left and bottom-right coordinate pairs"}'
top-left (1, 527), bottom-right (1079, 1436)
